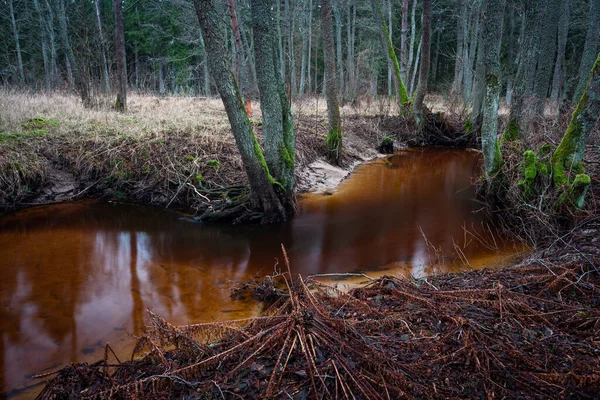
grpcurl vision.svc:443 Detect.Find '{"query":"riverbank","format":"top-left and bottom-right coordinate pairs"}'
top-left (37, 220), bottom-right (599, 399)
top-left (0, 91), bottom-right (416, 215)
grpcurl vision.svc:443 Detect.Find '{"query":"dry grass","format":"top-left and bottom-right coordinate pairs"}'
top-left (0, 90), bottom-right (410, 212)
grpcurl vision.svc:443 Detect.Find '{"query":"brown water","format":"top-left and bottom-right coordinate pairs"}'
top-left (0, 149), bottom-right (524, 398)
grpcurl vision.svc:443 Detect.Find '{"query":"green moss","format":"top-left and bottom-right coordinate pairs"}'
top-left (20, 117), bottom-right (58, 131)
top-left (503, 119), bottom-right (519, 142)
top-left (491, 139), bottom-right (504, 175)
top-left (538, 143), bottom-right (553, 156)
top-left (380, 10), bottom-right (409, 107)
top-left (206, 159), bottom-right (220, 169)
top-left (552, 53), bottom-right (599, 187)
top-left (570, 174), bottom-right (591, 208)
top-left (518, 150), bottom-right (539, 197)
top-left (280, 145), bottom-right (294, 169)
top-left (326, 128), bottom-right (342, 153)
top-left (195, 173), bottom-right (203, 183)
top-left (463, 117), bottom-right (472, 134)
top-left (382, 136), bottom-right (393, 145)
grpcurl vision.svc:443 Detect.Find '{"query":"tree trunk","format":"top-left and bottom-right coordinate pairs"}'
top-left (251, 0), bottom-right (295, 204)
top-left (431, 27), bottom-right (440, 84)
top-left (55, 0), bottom-right (90, 106)
top-left (552, 52), bottom-right (600, 188)
top-left (532, 0), bottom-right (560, 118)
top-left (334, 0), bottom-right (344, 97)
top-left (573, 0), bottom-right (600, 104)
top-left (93, 0), bottom-right (110, 92)
top-left (322, 0), bottom-right (342, 163)
top-left (400, 0), bottom-right (409, 83)
top-left (193, 0), bottom-right (287, 223)
top-left (504, 2), bottom-right (516, 105)
top-left (290, 4), bottom-right (297, 95)
top-left (33, 0), bottom-right (51, 90)
top-left (410, 35), bottom-right (422, 96)
top-left (463, 0), bottom-right (481, 101)
top-left (470, 0), bottom-right (489, 132)
top-left (8, 0), bottom-right (25, 84)
top-left (451, 0), bottom-right (467, 100)
top-left (277, 0), bottom-right (285, 81)
top-left (550, 0), bottom-right (571, 108)
top-left (307, 0), bottom-right (313, 94)
top-left (413, 0), bottom-right (430, 113)
top-left (299, 0), bottom-right (309, 95)
top-left (480, 0), bottom-right (506, 178)
top-left (503, 0), bottom-right (540, 140)
top-left (387, 0), bottom-right (393, 97)
top-left (114, 0), bottom-right (127, 111)
top-left (369, 0), bottom-right (409, 106)
top-left (408, 0), bottom-right (416, 90)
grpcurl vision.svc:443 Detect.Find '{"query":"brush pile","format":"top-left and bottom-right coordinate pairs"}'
top-left (37, 240), bottom-right (599, 399)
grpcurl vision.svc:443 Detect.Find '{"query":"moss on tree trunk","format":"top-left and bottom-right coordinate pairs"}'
top-left (552, 53), bottom-right (600, 189)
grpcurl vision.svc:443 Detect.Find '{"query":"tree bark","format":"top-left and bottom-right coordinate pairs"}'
top-left (400, 0), bottom-right (409, 83)
top-left (413, 0), bottom-right (430, 113)
top-left (573, 0), bottom-right (600, 104)
top-left (251, 0), bottom-right (295, 203)
top-left (532, 0), bottom-right (560, 118)
top-left (55, 0), bottom-right (90, 106)
top-left (93, 0), bottom-right (110, 92)
top-left (408, 0), bottom-right (416, 91)
top-left (552, 52), bottom-right (600, 188)
top-left (114, 0), bottom-right (127, 111)
top-left (503, 0), bottom-right (539, 140)
top-left (470, 0), bottom-right (489, 132)
top-left (451, 0), bottom-right (467, 101)
top-left (480, 0), bottom-right (506, 178)
top-left (322, 0), bottom-right (342, 163)
top-left (193, 0), bottom-right (287, 223)
top-left (334, 0), bottom-right (344, 97)
top-left (8, 0), bottom-right (25, 84)
top-left (369, 0), bottom-right (409, 106)
top-left (550, 0), bottom-right (571, 108)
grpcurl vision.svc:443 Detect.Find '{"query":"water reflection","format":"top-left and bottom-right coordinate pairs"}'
top-left (0, 149), bottom-right (523, 398)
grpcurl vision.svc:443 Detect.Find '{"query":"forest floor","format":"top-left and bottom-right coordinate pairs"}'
top-left (3, 90), bottom-right (599, 399)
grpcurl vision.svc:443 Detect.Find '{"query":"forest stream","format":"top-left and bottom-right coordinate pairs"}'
top-left (0, 148), bottom-right (527, 398)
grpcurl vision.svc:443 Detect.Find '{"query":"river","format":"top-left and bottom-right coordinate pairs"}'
top-left (0, 148), bottom-right (525, 398)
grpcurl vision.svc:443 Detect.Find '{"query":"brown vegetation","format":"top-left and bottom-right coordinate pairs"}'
top-left (0, 91), bottom-right (411, 214)
top-left (37, 233), bottom-right (599, 399)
